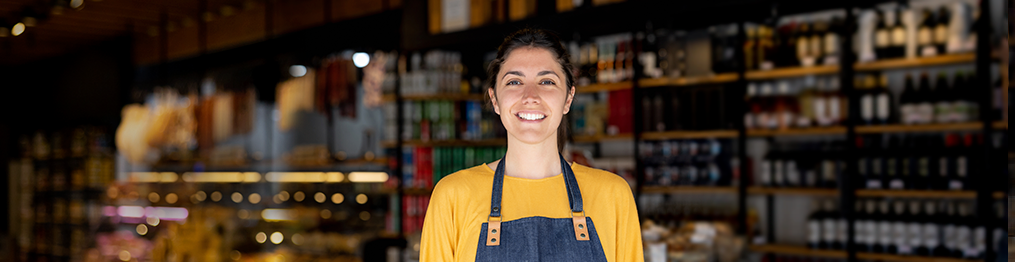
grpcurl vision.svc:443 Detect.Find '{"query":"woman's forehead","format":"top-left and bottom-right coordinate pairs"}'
top-left (500, 47), bottom-right (563, 75)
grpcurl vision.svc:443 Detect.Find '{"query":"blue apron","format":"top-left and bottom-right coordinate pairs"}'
top-left (475, 154), bottom-right (609, 261)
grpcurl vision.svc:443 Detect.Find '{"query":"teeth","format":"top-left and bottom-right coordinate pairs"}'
top-left (517, 113), bottom-right (546, 120)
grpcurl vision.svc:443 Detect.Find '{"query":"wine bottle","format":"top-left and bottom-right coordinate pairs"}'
top-left (891, 200), bottom-right (910, 254)
top-left (942, 201), bottom-right (959, 257)
top-left (876, 200), bottom-right (894, 253)
top-left (869, 135), bottom-right (885, 189)
top-left (916, 73), bottom-right (935, 124)
top-left (951, 72), bottom-right (970, 123)
top-left (955, 202), bottom-right (973, 258)
top-left (933, 72), bottom-right (953, 123)
top-left (808, 199), bottom-right (825, 249)
top-left (914, 135), bottom-right (932, 190)
top-left (823, 16), bottom-right (842, 65)
top-left (760, 149), bottom-right (773, 187)
top-left (822, 199), bottom-right (841, 249)
top-left (855, 200), bottom-right (872, 252)
top-left (874, 10), bottom-right (891, 60)
top-left (960, 71), bottom-right (980, 122)
top-left (933, 6), bottom-right (951, 56)
top-left (809, 21), bottom-right (825, 66)
top-left (745, 83), bottom-right (759, 130)
top-left (865, 199), bottom-right (883, 253)
top-left (772, 144), bottom-right (785, 187)
top-left (857, 136), bottom-right (871, 188)
top-left (889, 7), bottom-right (907, 59)
top-left (918, 9), bottom-right (937, 57)
top-left (923, 200), bottom-right (945, 256)
top-left (899, 74), bottom-right (917, 125)
top-left (907, 200), bottom-right (925, 256)
top-left (797, 77), bottom-right (816, 128)
top-left (796, 21), bottom-right (813, 66)
top-left (874, 74), bottom-right (893, 125)
top-left (860, 75), bottom-right (876, 125)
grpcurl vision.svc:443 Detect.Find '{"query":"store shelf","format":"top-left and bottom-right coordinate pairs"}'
top-left (747, 126), bottom-right (846, 137)
top-left (572, 133), bottom-right (633, 143)
top-left (401, 93), bottom-right (486, 101)
top-left (855, 53), bottom-right (976, 71)
top-left (577, 81), bottom-right (632, 93)
top-left (993, 191), bottom-right (1005, 199)
top-left (641, 186), bottom-right (737, 194)
top-left (641, 130), bottom-right (738, 140)
top-left (748, 244), bottom-right (846, 259)
top-left (855, 122), bottom-right (985, 134)
top-left (993, 121), bottom-right (1006, 130)
top-left (403, 139), bottom-right (506, 147)
top-left (857, 252), bottom-right (981, 262)
top-left (747, 187), bottom-right (838, 196)
top-left (382, 140), bottom-right (397, 148)
top-left (855, 189), bottom-right (976, 199)
top-left (638, 73), bottom-right (739, 88)
top-left (746, 66), bottom-right (839, 80)
top-left (381, 94), bottom-right (396, 103)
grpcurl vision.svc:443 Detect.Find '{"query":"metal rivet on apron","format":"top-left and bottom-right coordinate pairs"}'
top-left (580, 233), bottom-right (586, 238)
top-left (493, 207), bottom-right (499, 212)
top-left (491, 229), bottom-right (497, 234)
top-left (492, 238), bottom-right (497, 243)
top-left (578, 224), bottom-right (583, 229)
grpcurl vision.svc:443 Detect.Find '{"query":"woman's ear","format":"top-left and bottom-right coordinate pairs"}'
top-left (488, 87), bottom-right (500, 115)
top-left (563, 86), bottom-right (575, 114)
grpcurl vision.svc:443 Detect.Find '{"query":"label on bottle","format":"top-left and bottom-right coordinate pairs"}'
top-left (828, 97), bottom-right (841, 124)
top-left (900, 104), bottom-right (916, 124)
top-left (924, 223), bottom-right (940, 248)
top-left (797, 37), bottom-right (810, 60)
top-left (861, 94), bottom-right (875, 122)
top-left (939, 156), bottom-right (950, 177)
top-left (951, 101), bottom-right (968, 123)
top-left (876, 93), bottom-right (890, 121)
top-left (836, 219), bottom-right (848, 243)
top-left (813, 97), bottom-right (828, 126)
top-left (934, 25), bottom-right (949, 45)
top-left (810, 36), bottom-right (823, 58)
top-left (944, 224), bottom-right (957, 249)
top-left (956, 226), bottom-right (971, 252)
top-left (786, 161), bottom-right (799, 186)
top-left (744, 114), bottom-right (756, 130)
top-left (809, 220), bottom-right (822, 243)
top-left (890, 179), bottom-right (904, 189)
top-left (908, 222), bottom-right (923, 249)
top-left (935, 102), bottom-right (951, 123)
top-left (956, 156), bottom-right (967, 177)
top-left (863, 220), bottom-right (878, 244)
top-left (824, 33), bottom-right (838, 55)
top-left (823, 160), bottom-right (836, 183)
top-left (891, 27), bottom-right (907, 46)
top-left (918, 157), bottom-right (929, 177)
top-left (780, 111), bottom-right (795, 129)
top-left (823, 219), bottom-right (837, 243)
top-left (867, 180), bottom-right (883, 189)
top-left (872, 157), bottom-right (883, 176)
top-left (760, 160), bottom-right (772, 186)
top-left (805, 170), bottom-right (817, 187)
top-left (858, 157), bottom-right (869, 176)
top-left (918, 103), bottom-right (934, 124)
top-left (886, 158), bottom-right (897, 177)
top-left (875, 29), bottom-right (891, 48)
top-left (973, 226), bottom-right (985, 254)
top-left (918, 27), bottom-right (934, 45)
top-left (878, 221), bottom-right (894, 245)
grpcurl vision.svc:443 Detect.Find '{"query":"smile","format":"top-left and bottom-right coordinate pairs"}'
top-left (516, 112), bottom-right (547, 121)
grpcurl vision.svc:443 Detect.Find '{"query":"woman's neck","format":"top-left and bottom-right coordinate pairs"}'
top-left (491, 135), bottom-right (562, 180)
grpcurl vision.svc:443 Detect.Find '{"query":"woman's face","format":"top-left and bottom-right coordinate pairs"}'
top-left (488, 47), bottom-right (575, 146)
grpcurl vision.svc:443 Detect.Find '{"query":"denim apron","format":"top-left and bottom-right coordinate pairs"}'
top-left (475, 154), bottom-right (609, 262)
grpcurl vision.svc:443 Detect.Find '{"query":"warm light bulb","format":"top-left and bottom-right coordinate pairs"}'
top-left (270, 232), bottom-right (283, 244)
top-left (255, 232), bottom-right (267, 243)
top-left (70, 0), bottom-right (84, 9)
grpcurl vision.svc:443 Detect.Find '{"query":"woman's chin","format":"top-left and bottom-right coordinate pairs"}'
top-left (508, 131), bottom-right (555, 145)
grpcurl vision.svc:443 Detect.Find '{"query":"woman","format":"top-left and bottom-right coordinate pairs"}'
top-left (420, 28), bottom-right (643, 262)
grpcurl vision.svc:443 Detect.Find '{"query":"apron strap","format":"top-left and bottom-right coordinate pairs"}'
top-left (488, 154), bottom-right (584, 218)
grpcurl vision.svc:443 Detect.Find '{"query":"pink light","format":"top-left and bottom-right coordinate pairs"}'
top-left (117, 206), bottom-right (145, 218)
top-left (104, 206), bottom-right (117, 217)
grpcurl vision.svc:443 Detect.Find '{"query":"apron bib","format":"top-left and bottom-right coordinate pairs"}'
top-left (474, 154), bottom-right (608, 262)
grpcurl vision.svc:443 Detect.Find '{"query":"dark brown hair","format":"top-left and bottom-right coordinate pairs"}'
top-left (486, 28), bottom-right (574, 153)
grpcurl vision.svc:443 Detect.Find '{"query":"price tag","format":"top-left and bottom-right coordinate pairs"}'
top-left (890, 180), bottom-right (904, 189)
top-left (866, 180), bottom-right (882, 189)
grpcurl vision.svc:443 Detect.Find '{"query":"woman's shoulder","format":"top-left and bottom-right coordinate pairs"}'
top-left (431, 164), bottom-right (494, 197)
top-left (570, 163), bottom-right (631, 190)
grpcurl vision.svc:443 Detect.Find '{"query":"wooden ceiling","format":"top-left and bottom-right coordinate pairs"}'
top-left (0, 0), bottom-right (247, 65)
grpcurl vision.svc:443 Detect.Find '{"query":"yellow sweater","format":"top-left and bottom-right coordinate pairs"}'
top-left (420, 163), bottom-right (644, 262)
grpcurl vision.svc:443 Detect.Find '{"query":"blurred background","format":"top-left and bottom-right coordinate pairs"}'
top-left (0, 0), bottom-right (1010, 261)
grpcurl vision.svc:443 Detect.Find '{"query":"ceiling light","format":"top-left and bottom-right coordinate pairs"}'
top-left (289, 65), bottom-right (307, 77)
top-left (11, 23), bottom-right (25, 36)
top-left (353, 52), bottom-right (370, 68)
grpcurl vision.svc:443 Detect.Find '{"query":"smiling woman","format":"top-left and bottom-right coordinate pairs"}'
top-left (420, 29), bottom-right (644, 262)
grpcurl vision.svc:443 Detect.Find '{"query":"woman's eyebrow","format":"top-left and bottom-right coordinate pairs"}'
top-left (502, 71), bottom-right (523, 80)
top-left (537, 71), bottom-right (558, 77)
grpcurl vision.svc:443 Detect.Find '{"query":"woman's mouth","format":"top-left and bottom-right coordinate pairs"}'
top-left (516, 112), bottom-right (547, 121)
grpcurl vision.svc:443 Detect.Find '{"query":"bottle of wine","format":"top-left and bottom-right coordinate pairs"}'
top-left (809, 21), bottom-right (825, 66)
top-left (828, 76), bottom-right (847, 126)
top-left (775, 81), bottom-right (797, 130)
top-left (885, 136), bottom-right (901, 190)
top-left (758, 25), bottom-right (776, 70)
top-left (874, 74), bottom-right (893, 125)
top-left (951, 72), bottom-right (970, 123)
top-left (955, 202), bottom-right (973, 258)
top-left (760, 148), bottom-right (773, 187)
top-left (772, 144), bottom-right (785, 187)
top-left (933, 72), bottom-right (953, 123)
top-left (860, 75), bottom-right (876, 125)
top-left (857, 136), bottom-right (871, 188)
top-left (869, 135), bottom-right (884, 189)
top-left (922, 200), bottom-right (944, 256)
top-left (933, 6), bottom-right (951, 56)
top-left (796, 21), bottom-right (814, 66)
top-left (918, 9), bottom-right (937, 57)
top-left (808, 199), bottom-right (825, 249)
top-left (855, 199), bottom-right (872, 252)
top-left (960, 71), bottom-right (980, 122)
top-left (914, 135), bottom-right (933, 190)
top-left (760, 83), bottom-right (777, 130)
top-left (907, 200), bottom-right (925, 255)
top-left (823, 16), bottom-right (842, 65)
top-left (745, 83), bottom-right (759, 130)
top-left (822, 199), bottom-right (841, 249)
top-left (874, 10), bottom-right (891, 60)
top-left (876, 200), bottom-right (893, 253)
top-left (785, 146), bottom-right (800, 187)
top-left (916, 73), bottom-right (935, 124)
top-left (889, 7), bottom-right (907, 59)
top-left (891, 200), bottom-right (910, 254)
top-left (942, 201), bottom-right (959, 257)
top-left (899, 74), bottom-right (917, 125)
top-left (797, 77), bottom-right (816, 128)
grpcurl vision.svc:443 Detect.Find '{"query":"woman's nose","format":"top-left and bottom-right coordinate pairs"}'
top-left (521, 84), bottom-right (540, 104)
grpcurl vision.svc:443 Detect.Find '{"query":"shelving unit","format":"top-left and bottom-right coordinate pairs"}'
top-left (747, 187), bottom-right (838, 196)
top-left (576, 81), bottom-right (633, 93)
top-left (855, 122), bottom-right (987, 134)
top-left (640, 130), bottom-right (739, 140)
top-left (746, 126), bottom-right (847, 137)
top-left (748, 244), bottom-right (846, 259)
top-left (854, 53), bottom-right (976, 71)
top-left (401, 93), bottom-right (486, 101)
top-left (637, 73), bottom-right (739, 88)
top-left (856, 252), bottom-right (983, 262)
top-left (572, 133), bottom-right (633, 143)
top-left (641, 186), bottom-right (737, 194)
top-left (402, 139), bottom-right (506, 147)
top-left (745, 65), bottom-right (839, 80)
top-left (855, 189), bottom-right (978, 199)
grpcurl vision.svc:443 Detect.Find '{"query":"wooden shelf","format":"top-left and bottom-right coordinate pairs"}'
top-left (747, 126), bottom-right (846, 137)
top-left (641, 186), bottom-right (737, 194)
top-left (746, 66), bottom-right (839, 80)
top-left (401, 93), bottom-right (486, 101)
top-left (641, 130), bottom-right (738, 140)
top-left (382, 140), bottom-right (397, 148)
top-left (749, 244), bottom-right (846, 259)
top-left (572, 133), bottom-right (633, 143)
top-left (855, 122), bottom-right (985, 134)
top-left (994, 191), bottom-right (1006, 199)
top-left (381, 94), bottom-right (397, 103)
top-left (855, 189), bottom-right (976, 199)
top-left (993, 121), bottom-right (1007, 130)
top-left (577, 81), bottom-right (632, 93)
top-left (403, 139), bottom-right (506, 147)
top-left (857, 252), bottom-right (982, 262)
top-left (855, 53), bottom-right (976, 71)
top-left (638, 73), bottom-right (739, 88)
top-left (747, 187), bottom-right (838, 196)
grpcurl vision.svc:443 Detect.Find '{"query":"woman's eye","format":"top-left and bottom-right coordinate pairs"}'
top-left (540, 80), bottom-right (556, 85)
top-left (506, 80), bottom-right (521, 85)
